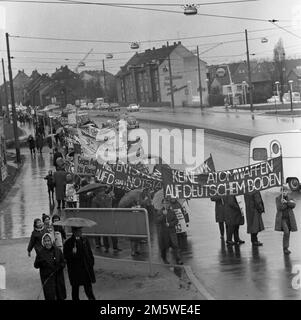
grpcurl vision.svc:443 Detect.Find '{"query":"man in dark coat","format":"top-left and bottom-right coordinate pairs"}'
top-left (64, 227), bottom-right (96, 300)
top-left (156, 198), bottom-right (183, 265)
top-left (224, 195), bottom-right (245, 246)
top-left (53, 168), bottom-right (67, 210)
top-left (244, 191), bottom-right (265, 246)
top-left (27, 135), bottom-right (36, 156)
top-left (36, 133), bottom-right (44, 153)
top-left (53, 147), bottom-right (63, 169)
top-left (211, 196), bottom-right (226, 239)
top-left (275, 185), bottom-right (297, 255)
top-left (34, 233), bottom-right (66, 300)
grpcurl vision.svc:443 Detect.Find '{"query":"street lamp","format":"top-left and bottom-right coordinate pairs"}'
top-left (242, 81), bottom-right (247, 105)
top-left (275, 81), bottom-right (280, 100)
top-left (288, 80), bottom-right (293, 112)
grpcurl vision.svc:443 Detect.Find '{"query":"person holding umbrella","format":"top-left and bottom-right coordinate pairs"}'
top-left (62, 219), bottom-right (96, 300)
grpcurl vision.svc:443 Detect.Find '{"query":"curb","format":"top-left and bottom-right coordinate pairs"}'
top-left (136, 117), bottom-right (253, 143)
top-left (183, 265), bottom-right (215, 300)
top-left (94, 111), bottom-right (252, 142)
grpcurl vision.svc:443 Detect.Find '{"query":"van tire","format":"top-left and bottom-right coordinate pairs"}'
top-left (288, 178), bottom-right (300, 191)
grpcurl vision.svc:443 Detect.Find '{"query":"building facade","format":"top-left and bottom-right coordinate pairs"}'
top-left (116, 42), bottom-right (208, 107)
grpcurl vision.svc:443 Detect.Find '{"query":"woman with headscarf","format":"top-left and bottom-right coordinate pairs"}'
top-left (27, 218), bottom-right (46, 257)
top-left (34, 233), bottom-right (66, 300)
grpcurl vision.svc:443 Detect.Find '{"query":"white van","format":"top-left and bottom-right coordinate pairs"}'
top-left (249, 131), bottom-right (301, 191)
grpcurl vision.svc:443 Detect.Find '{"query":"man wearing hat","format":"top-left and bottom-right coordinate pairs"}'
top-left (275, 185), bottom-right (297, 254)
top-left (64, 227), bottom-right (96, 300)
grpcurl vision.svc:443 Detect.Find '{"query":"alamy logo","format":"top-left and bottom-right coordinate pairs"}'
top-left (95, 120), bottom-right (205, 169)
top-left (0, 264), bottom-right (6, 290)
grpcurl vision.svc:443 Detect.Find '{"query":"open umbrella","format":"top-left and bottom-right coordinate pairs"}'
top-left (53, 217), bottom-right (96, 228)
top-left (118, 189), bottom-right (142, 208)
top-left (76, 183), bottom-right (107, 194)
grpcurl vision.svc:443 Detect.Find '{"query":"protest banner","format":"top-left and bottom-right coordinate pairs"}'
top-left (68, 113), bottom-right (77, 125)
top-left (74, 155), bottom-right (100, 176)
top-left (162, 156), bottom-right (283, 199)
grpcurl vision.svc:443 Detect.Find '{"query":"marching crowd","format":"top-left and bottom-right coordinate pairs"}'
top-left (25, 115), bottom-right (298, 301)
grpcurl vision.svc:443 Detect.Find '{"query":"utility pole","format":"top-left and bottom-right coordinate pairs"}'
top-left (167, 53), bottom-right (175, 109)
top-left (2, 58), bottom-right (10, 123)
top-left (6, 32), bottom-right (21, 164)
top-left (102, 59), bottom-right (107, 102)
top-left (196, 46), bottom-right (203, 108)
top-left (245, 29), bottom-right (254, 112)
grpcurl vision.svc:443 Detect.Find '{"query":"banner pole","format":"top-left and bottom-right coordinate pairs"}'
top-left (144, 208), bottom-right (154, 277)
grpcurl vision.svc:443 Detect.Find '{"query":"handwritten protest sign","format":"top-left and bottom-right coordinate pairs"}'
top-left (162, 156), bottom-right (283, 199)
top-left (74, 155), bottom-right (99, 176)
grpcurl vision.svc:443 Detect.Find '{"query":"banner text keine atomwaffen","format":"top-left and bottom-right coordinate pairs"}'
top-left (162, 156), bottom-right (282, 199)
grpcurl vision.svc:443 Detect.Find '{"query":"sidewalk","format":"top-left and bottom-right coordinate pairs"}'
top-left (0, 238), bottom-right (204, 300)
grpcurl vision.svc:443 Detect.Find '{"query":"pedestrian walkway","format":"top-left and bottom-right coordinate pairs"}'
top-left (0, 146), bottom-right (53, 240)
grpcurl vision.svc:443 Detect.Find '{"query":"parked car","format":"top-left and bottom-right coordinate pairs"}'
top-left (80, 103), bottom-right (88, 110)
top-left (127, 103), bottom-right (140, 112)
top-left (100, 103), bottom-right (110, 110)
top-left (87, 103), bottom-right (94, 110)
top-left (108, 103), bottom-right (120, 112)
top-left (267, 96), bottom-right (280, 103)
top-left (125, 116), bottom-right (139, 129)
top-left (283, 92), bottom-right (301, 103)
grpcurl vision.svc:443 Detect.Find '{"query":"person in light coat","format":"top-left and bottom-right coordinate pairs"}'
top-left (275, 185), bottom-right (297, 255)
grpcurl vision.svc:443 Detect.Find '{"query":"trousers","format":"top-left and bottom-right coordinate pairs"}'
top-left (71, 283), bottom-right (96, 300)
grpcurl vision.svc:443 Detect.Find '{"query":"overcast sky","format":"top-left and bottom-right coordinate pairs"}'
top-left (0, 0), bottom-right (300, 77)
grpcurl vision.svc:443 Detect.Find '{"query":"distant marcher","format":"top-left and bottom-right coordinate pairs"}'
top-left (27, 135), bottom-right (36, 156)
top-left (36, 134), bottom-right (44, 154)
top-left (52, 215), bottom-right (66, 252)
top-left (27, 218), bottom-right (46, 257)
top-left (224, 195), bottom-right (245, 246)
top-left (275, 185), bottom-right (297, 255)
top-left (46, 134), bottom-right (53, 153)
top-left (244, 191), bottom-right (265, 246)
top-left (211, 195), bottom-right (226, 239)
top-left (53, 147), bottom-right (63, 169)
top-left (64, 227), bottom-right (96, 300)
top-left (91, 186), bottom-right (121, 252)
top-left (156, 198), bottom-right (183, 265)
top-left (44, 170), bottom-right (55, 203)
top-left (53, 168), bottom-right (67, 210)
top-left (78, 179), bottom-right (93, 208)
top-left (65, 173), bottom-right (77, 208)
top-left (34, 233), bottom-right (66, 300)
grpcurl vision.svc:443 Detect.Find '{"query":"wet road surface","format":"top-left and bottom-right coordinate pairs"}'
top-left (1, 120), bottom-right (301, 299)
